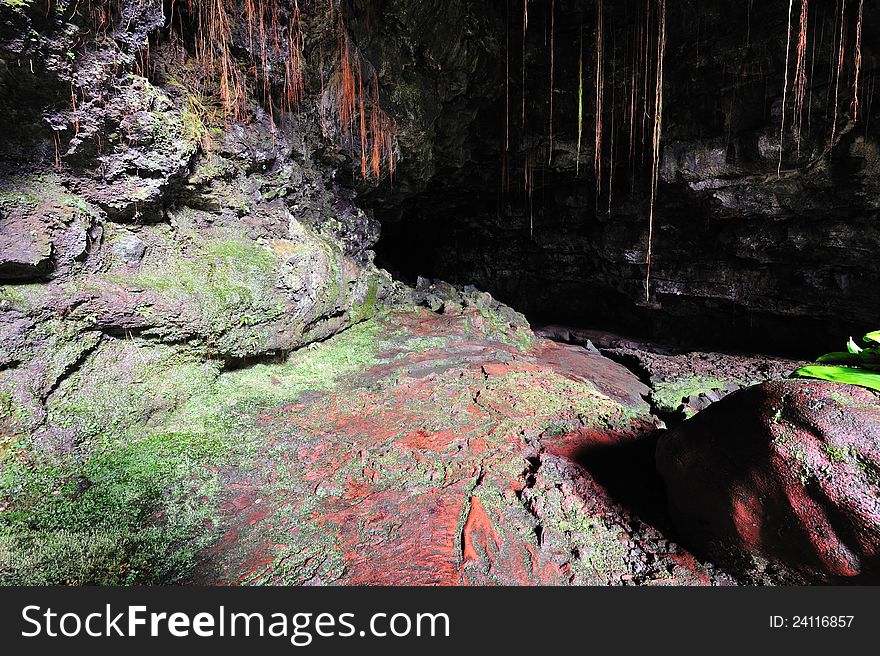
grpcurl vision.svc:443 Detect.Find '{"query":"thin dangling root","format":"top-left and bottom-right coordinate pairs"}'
top-left (852, 0), bottom-right (865, 122)
top-left (778, 0), bottom-right (795, 177)
top-left (577, 25), bottom-right (583, 175)
top-left (594, 0), bottom-right (605, 194)
top-left (792, 0), bottom-right (809, 158)
top-left (645, 0), bottom-right (666, 303)
top-left (832, 0), bottom-right (847, 145)
top-left (548, 0), bottom-right (555, 164)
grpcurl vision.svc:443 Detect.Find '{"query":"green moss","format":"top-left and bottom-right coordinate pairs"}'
top-left (1, 318), bottom-right (385, 585)
top-left (217, 319), bottom-right (382, 404)
top-left (481, 370), bottom-right (639, 434)
top-left (464, 306), bottom-right (533, 352)
top-left (114, 236), bottom-right (286, 351)
top-left (401, 336), bottom-right (449, 352)
top-left (522, 473), bottom-right (630, 584)
top-left (651, 376), bottom-right (730, 416)
top-left (822, 444), bottom-right (849, 464)
top-left (0, 189), bottom-right (40, 210)
top-left (0, 391), bottom-right (11, 419)
top-left (0, 430), bottom-right (224, 585)
top-left (0, 283), bottom-right (51, 311)
top-left (352, 278), bottom-right (380, 322)
top-left (239, 513), bottom-right (346, 585)
top-left (181, 99), bottom-right (209, 147)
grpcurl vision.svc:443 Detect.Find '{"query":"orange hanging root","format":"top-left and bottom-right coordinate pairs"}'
top-left (852, 0), bottom-right (865, 122)
top-left (832, 0), bottom-right (847, 144)
top-left (778, 0), bottom-right (795, 177)
top-left (792, 0), bottom-right (809, 157)
top-left (371, 73), bottom-right (382, 179)
top-left (522, 0), bottom-right (528, 130)
top-left (548, 0), bottom-right (555, 163)
top-left (358, 59), bottom-right (367, 178)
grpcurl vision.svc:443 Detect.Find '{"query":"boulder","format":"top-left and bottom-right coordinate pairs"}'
top-left (0, 176), bottom-right (96, 282)
top-left (110, 231), bottom-right (147, 266)
top-left (657, 379), bottom-right (880, 580)
top-left (0, 211), bottom-right (53, 281)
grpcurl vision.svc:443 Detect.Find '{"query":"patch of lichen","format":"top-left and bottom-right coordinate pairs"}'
top-left (0, 174), bottom-right (98, 219)
top-left (351, 277), bottom-right (380, 322)
top-left (522, 466), bottom-right (631, 585)
top-left (0, 317), bottom-right (386, 585)
top-left (0, 283), bottom-right (52, 312)
top-left (111, 235), bottom-right (289, 353)
top-left (237, 512), bottom-right (347, 586)
top-left (479, 370), bottom-right (638, 435)
top-left (651, 376), bottom-right (732, 417)
top-left (216, 319), bottom-right (382, 403)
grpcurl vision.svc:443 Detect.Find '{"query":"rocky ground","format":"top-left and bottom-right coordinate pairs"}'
top-left (6, 268), bottom-right (872, 585)
top-left (2, 0), bottom-right (879, 587)
top-left (537, 324), bottom-right (808, 424)
top-left (194, 304), bottom-right (732, 586)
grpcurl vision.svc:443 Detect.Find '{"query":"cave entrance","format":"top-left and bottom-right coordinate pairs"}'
top-left (358, 0), bottom-right (877, 360)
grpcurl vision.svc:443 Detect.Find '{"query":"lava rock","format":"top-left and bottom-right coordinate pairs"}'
top-left (657, 379), bottom-right (880, 581)
top-left (110, 231), bottom-right (146, 266)
top-left (0, 212), bottom-right (53, 281)
top-left (0, 174), bottom-right (96, 281)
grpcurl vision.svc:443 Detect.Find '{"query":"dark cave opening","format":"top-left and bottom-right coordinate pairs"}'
top-left (362, 0), bottom-right (880, 360)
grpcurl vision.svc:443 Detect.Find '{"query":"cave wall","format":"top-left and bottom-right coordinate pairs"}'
top-left (359, 0), bottom-right (880, 355)
top-left (0, 0), bottom-right (399, 449)
top-left (3, 0), bottom-right (879, 360)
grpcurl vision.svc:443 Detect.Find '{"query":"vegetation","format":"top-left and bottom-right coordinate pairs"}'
top-left (0, 320), bottom-right (384, 585)
top-left (794, 330), bottom-right (880, 392)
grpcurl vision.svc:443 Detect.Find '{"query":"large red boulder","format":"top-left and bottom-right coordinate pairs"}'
top-left (656, 379), bottom-right (880, 581)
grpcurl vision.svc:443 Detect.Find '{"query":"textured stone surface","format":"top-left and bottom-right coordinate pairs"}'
top-left (1, 0), bottom-right (875, 587)
top-left (366, 0), bottom-right (880, 354)
top-left (657, 380), bottom-right (880, 582)
top-left (196, 308), bottom-right (728, 586)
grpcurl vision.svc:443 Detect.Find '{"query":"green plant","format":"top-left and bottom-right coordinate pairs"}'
top-left (793, 330), bottom-right (880, 392)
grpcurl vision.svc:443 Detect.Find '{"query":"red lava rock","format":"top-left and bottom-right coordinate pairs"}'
top-left (481, 363), bottom-right (510, 377)
top-left (657, 379), bottom-right (880, 580)
top-left (461, 496), bottom-right (499, 564)
top-left (535, 341), bottom-right (651, 411)
top-left (197, 310), bottom-right (725, 586)
top-left (232, 494), bottom-right (252, 510)
top-left (400, 429), bottom-right (460, 451)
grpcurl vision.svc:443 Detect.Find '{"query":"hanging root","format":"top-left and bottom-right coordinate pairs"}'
top-left (577, 25), bottom-right (583, 175)
top-left (778, 0), bottom-right (795, 177)
top-left (522, 0), bottom-right (528, 130)
top-left (322, 6), bottom-right (397, 180)
top-left (852, 0), bottom-right (865, 122)
top-left (645, 0), bottom-right (666, 303)
top-left (506, 0), bottom-right (510, 153)
top-left (358, 58), bottom-right (367, 178)
top-left (594, 0), bottom-right (604, 194)
top-left (548, 0), bottom-right (555, 164)
top-left (793, 0), bottom-right (809, 157)
top-left (832, 0), bottom-right (847, 144)
top-left (608, 50), bottom-right (616, 215)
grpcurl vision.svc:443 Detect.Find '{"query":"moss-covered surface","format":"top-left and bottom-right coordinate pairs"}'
top-left (0, 320), bottom-right (384, 585)
top-left (120, 236), bottom-right (288, 342)
top-left (651, 376), bottom-right (732, 418)
top-left (1, 306), bottom-right (720, 586)
top-left (0, 283), bottom-right (52, 311)
top-left (64, 210), bottom-right (373, 359)
top-left (187, 308), bottom-right (714, 586)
